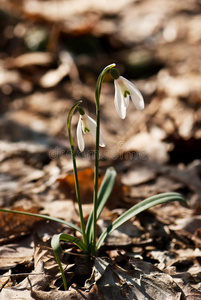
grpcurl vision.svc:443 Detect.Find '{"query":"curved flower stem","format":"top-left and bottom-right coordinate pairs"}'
top-left (92, 63), bottom-right (116, 253)
top-left (67, 100), bottom-right (88, 249)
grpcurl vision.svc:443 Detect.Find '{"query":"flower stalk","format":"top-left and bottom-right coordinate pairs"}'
top-left (92, 63), bottom-right (116, 253)
top-left (67, 100), bottom-right (88, 248)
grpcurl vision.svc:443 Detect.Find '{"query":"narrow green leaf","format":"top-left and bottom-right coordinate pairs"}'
top-left (86, 167), bottom-right (117, 243)
top-left (96, 192), bottom-right (187, 249)
top-left (52, 248), bottom-right (67, 291)
top-left (51, 233), bottom-right (88, 290)
top-left (51, 233), bottom-right (87, 254)
top-left (0, 208), bottom-right (81, 233)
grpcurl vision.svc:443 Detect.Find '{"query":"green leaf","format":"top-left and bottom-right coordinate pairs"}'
top-left (51, 247), bottom-right (67, 290)
top-left (86, 167), bottom-right (117, 243)
top-left (51, 232), bottom-right (88, 290)
top-left (96, 192), bottom-right (187, 249)
top-left (51, 233), bottom-right (87, 254)
top-left (51, 233), bottom-right (88, 290)
top-left (0, 208), bottom-right (81, 233)
top-left (51, 233), bottom-right (87, 291)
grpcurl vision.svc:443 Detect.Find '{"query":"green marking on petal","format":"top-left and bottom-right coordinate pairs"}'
top-left (124, 90), bottom-right (130, 97)
top-left (84, 127), bottom-right (90, 133)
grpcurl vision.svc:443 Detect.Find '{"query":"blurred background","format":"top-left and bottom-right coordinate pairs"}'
top-left (0, 0), bottom-right (201, 207)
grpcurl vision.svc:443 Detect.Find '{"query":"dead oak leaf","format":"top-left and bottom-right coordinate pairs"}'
top-left (0, 206), bottom-right (43, 238)
top-left (86, 257), bottom-right (184, 300)
top-left (57, 168), bottom-right (127, 209)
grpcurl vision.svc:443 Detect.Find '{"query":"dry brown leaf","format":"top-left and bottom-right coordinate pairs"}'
top-left (39, 65), bottom-right (70, 88)
top-left (0, 206), bottom-right (42, 237)
top-left (15, 239), bottom-right (55, 291)
top-left (158, 71), bottom-right (201, 98)
top-left (182, 283), bottom-right (201, 299)
top-left (0, 288), bottom-right (33, 300)
top-left (41, 199), bottom-right (79, 223)
top-left (0, 256), bottom-right (32, 270)
top-left (23, 0), bottom-right (133, 22)
top-left (0, 64), bottom-right (31, 93)
top-left (24, 257), bottom-right (185, 299)
top-left (57, 168), bottom-right (95, 203)
top-left (39, 52), bottom-right (75, 88)
top-left (0, 259), bottom-right (49, 299)
top-left (87, 258), bottom-right (184, 300)
top-left (121, 166), bottom-right (155, 186)
top-left (11, 52), bottom-right (53, 68)
top-left (170, 216), bottom-right (201, 234)
top-left (30, 284), bottom-right (103, 300)
top-left (0, 235), bottom-right (34, 270)
top-left (0, 270), bottom-right (11, 291)
top-left (57, 168), bottom-right (126, 209)
top-left (122, 132), bottom-right (169, 163)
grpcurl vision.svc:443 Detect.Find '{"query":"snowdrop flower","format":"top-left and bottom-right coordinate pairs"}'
top-left (111, 69), bottom-right (144, 119)
top-left (76, 107), bottom-right (105, 152)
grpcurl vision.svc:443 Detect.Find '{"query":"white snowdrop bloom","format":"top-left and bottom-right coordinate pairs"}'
top-left (76, 113), bottom-right (105, 152)
top-left (113, 74), bottom-right (144, 119)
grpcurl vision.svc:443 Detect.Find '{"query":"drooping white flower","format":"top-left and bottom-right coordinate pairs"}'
top-left (76, 112), bottom-right (105, 152)
top-left (111, 69), bottom-right (144, 119)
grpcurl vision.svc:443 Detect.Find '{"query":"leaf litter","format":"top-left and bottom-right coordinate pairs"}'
top-left (0, 0), bottom-right (201, 299)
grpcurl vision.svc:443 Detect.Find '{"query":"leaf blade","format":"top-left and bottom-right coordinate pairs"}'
top-left (0, 208), bottom-right (81, 233)
top-left (86, 167), bottom-right (117, 242)
top-left (51, 233), bottom-right (87, 291)
top-left (96, 192), bottom-right (187, 249)
top-left (51, 232), bottom-right (87, 253)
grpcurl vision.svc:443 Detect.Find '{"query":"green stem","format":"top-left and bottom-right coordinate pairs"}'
top-left (67, 101), bottom-right (88, 249)
top-left (92, 63), bottom-right (116, 253)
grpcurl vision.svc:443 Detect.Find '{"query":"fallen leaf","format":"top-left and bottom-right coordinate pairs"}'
top-left (23, 0), bottom-right (133, 22)
top-left (0, 206), bottom-right (42, 237)
top-left (11, 52), bottom-right (53, 68)
top-left (121, 166), bottom-right (155, 186)
top-left (122, 132), bottom-right (169, 163)
top-left (88, 258), bottom-right (184, 300)
top-left (40, 51), bottom-right (74, 88)
top-left (57, 168), bottom-right (95, 203)
top-left (0, 288), bottom-right (33, 300)
top-left (57, 168), bottom-right (126, 209)
top-left (30, 284), bottom-right (102, 300)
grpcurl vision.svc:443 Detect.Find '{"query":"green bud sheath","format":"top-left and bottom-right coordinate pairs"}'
top-left (110, 68), bottom-right (120, 80)
top-left (78, 107), bottom-right (85, 115)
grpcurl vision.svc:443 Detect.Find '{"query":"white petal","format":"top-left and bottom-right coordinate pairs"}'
top-left (120, 76), bottom-right (144, 111)
top-left (114, 80), bottom-right (127, 119)
top-left (123, 94), bottom-right (130, 109)
top-left (81, 115), bottom-right (90, 133)
top-left (77, 116), bottom-right (85, 152)
top-left (86, 115), bottom-right (106, 147)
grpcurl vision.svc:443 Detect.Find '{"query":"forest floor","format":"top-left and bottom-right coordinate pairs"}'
top-left (0, 0), bottom-right (201, 299)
